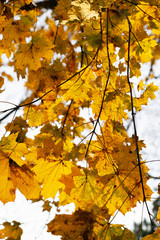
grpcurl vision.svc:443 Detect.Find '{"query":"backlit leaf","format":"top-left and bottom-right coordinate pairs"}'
top-left (10, 161), bottom-right (41, 200)
top-left (15, 30), bottom-right (54, 71)
top-left (33, 157), bottom-right (72, 199)
top-left (142, 228), bottom-right (160, 240)
top-left (0, 221), bottom-right (23, 240)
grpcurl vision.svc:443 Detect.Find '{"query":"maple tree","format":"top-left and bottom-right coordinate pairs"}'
top-left (0, 0), bottom-right (160, 239)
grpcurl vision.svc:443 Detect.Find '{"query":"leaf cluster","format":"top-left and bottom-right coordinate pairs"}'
top-left (0, 0), bottom-right (160, 239)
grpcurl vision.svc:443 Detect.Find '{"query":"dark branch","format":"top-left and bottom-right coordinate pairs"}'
top-left (85, 10), bottom-right (110, 157)
top-left (20, 0), bottom-right (58, 11)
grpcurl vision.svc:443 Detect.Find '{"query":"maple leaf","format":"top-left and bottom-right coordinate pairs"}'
top-left (134, 82), bottom-right (159, 111)
top-left (59, 166), bottom-right (83, 194)
top-left (88, 121), bottom-right (126, 176)
top-left (0, 149), bottom-right (40, 203)
top-left (33, 132), bottom-right (73, 159)
top-left (62, 0), bottom-right (99, 26)
top-left (0, 221), bottom-right (23, 240)
top-left (141, 227), bottom-right (160, 240)
top-left (54, 0), bottom-right (71, 20)
top-left (95, 144), bottom-right (152, 215)
top-left (42, 200), bottom-right (52, 212)
top-left (2, 19), bottom-right (30, 45)
top-left (91, 89), bottom-right (128, 123)
top-left (0, 133), bottom-right (28, 166)
top-left (32, 157), bottom-right (73, 199)
top-left (61, 67), bottom-right (95, 104)
top-left (0, 153), bottom-right (15, 203)
top-left (59, 170), bottom-right (104, 211)
top-left (47, 209), bottom-right (96, 240)
top-left (0, 0), bottom-right (160, 239)
top-left (14, 30), bottom-right (54, 71)
top-left (27, 107), bottom-right (46, 127)
top-left (5, 117), bottom-right (28, 143)
top-left (10, 161), bottom-right (41, 200)
top-left (93, 223), bottom-right (137, 240)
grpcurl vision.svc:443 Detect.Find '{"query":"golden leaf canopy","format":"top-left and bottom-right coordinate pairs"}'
top-left (0, 0), bottom-right (160, 239)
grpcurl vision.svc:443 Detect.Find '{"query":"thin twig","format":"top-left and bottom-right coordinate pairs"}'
top-left (109, 181), bottom-right (141, 224)
top-left (85, 9), bottom-right (110, 157)
top-left (61, 100), bottom-right (73, 135)
top-left (114, 2), bottom-right (153, 226)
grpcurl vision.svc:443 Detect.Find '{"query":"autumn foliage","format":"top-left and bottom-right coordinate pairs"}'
top-left (0, 0), bottom-right (160, 239)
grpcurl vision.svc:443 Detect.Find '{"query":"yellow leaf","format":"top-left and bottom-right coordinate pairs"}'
top-left (63, 137), bottom-right (74, 152)
top-left (15, 30), bottom-right (54, 71)
top-left (61, 68), bottom-right (95, 103)
top-left (2, 19), bottom-right (30, 45)
top-left (145, 82), bottom-right (159, 100)
top-left (33, 157), bottom-right (72, 199)
top-left (34, 133), bottom-right (64, 159)
top-left (10, 161), bottom-right (41, 200)
top-left (59, 166), bottom-right (83, 195)
top-left (142, 228), bottom-right (160, 240)
top-left (59, 171), bottom-right (103, 211)
top-left (0, 133), bottom-right (28, 166)
top-left (156, 207), bottom-right (160, 222)
top-left (93, 223), bottom-right (137, 240)
top-left (134, 82), bottom-right (159, 111)
top-left (140, 37), bottom-right (157, 63)
top-left (0, 153), bottom-right (15, 204)
top-left (138, 80), bottom-right (145, 91)
top-left (62, 0), bottom-right (98, 25)
top-left (47, 209), bottom-right (95, 239)
top-left (27, 107), bottom-right (46, 127)
top-left (0, 221), bottom-right (23, 240)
